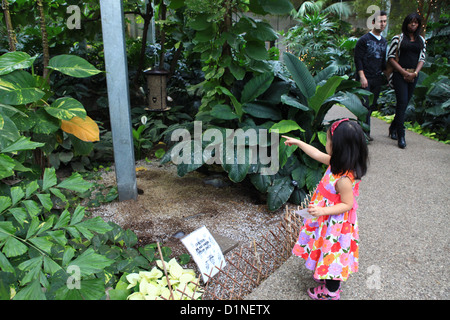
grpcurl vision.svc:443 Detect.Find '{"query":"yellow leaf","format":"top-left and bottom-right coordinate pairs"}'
top-left (60, 116), bottom-right (99, 142)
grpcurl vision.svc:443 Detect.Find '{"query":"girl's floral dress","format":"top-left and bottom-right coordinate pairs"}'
top-left (292, 166), bottom-right (360, 281)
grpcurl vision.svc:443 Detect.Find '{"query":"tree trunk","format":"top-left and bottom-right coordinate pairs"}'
top-left (36, 0), bottom-right (50, 173)
top-left (158, 0), bottom-right (167, 70)
top-left (37, 0), bottom-right (50, 80)
top-left (2, 0), bottom-right (17, 51)
top-left (134, 0), bottom-right (154, 86)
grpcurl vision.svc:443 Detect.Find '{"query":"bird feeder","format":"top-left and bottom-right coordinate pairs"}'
top-left (144, 68), bottom-right (170, 111)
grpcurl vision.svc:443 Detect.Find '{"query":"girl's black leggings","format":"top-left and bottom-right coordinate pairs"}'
top-left (325, 279), bottom-right (341, 292)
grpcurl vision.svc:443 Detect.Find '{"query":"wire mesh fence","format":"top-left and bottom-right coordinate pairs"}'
top-left (156, 203), bottom-right (306, 300)
top-left (200, 204), bottom-right (305, 300)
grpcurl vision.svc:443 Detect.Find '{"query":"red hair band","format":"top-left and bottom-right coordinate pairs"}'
top-left (330, 118), bottom-right (349, 136)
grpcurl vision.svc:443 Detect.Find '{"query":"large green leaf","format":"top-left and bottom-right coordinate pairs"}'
top-left (216, 86), bottom-right (243, 119)
top-left (243, 102), bottom-right (282, 120)
top-left (55, 278), bottom-right (105, 300)
top-left (0, 196), bottom-right (12, 214)
top-left (0, 250), bottom-right (14, 273)
top-left (308, 76), bottom-right (345, 115)
top-left (222, 144), bottom-right (252, 183)
top-left (210, 104), bottom-right (239, 120)
top-left (10, 186), bottom-right (24, 206)
top-left (28, 236), bottom-right (54, 254)
top-left (57, 173), bottom-right (93, 192)
top-left (45, 97), bottom-right (86, 120)
top-left (260, 0), bottom-right (294, 14)
top-left (48, 55), bottom-right (102, 78)
top-left (0, 154), bottom-right (15, 180)
top-left (249, 173), bottom-right (272, 193)
top-left (248, 21), bottom-right (278, 41)
top-left (74, 217), bottom-right (113, 240)
top-left (32, 108), bottom-right (61, 134)
top-left (0, 51), bottom-right (37, 76)
top-left (283, 52), bottom-right (316, 100)
top-left (244, 41), bottom-right (269, 61)
top-left (3, 237), bottom-right (28, 257)
top-left (1, 136), bottom-right (44, 153)
top-left (240, 73), bottom-right (274, 104)
top-left (187, 14), bottom-right (211, 31)
top-left (171, 140), bottom-right (204, 177)
top-left (267, 176), bottom-right (294, 211)
top-left (270, 119), bottom-right (305, 134)
top-left (13, 280), bottom-right (46, 300)
top-left (281, 94), bottom-right (310, 111)
top-left (0, 221), bottom-right (15, 242)
top-left (0, 70), bottom-right (45, 105)
top-left (328, 92), bottom-right (368, 121)
top-left (279, 137), bottom-right (298, 169)
top-left (306, 167), bottom-right (323, 191)
top-left (291, 164), bottom-right (307, 189)
top-left (68, 248), bottom-right (113, 277)
top-left (0, 113), bottom-right (20, 150)
top-left (42, 167), bottom-right (57, 191)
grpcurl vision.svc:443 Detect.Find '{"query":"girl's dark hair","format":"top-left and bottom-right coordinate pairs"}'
top-left (402, 12), bottom-right (423, 42)
top-left (329, 121), bottom-right (368, 180)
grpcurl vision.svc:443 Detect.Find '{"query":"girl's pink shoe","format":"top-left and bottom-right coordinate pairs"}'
top-left (307, 284), bottom-right (341, 300)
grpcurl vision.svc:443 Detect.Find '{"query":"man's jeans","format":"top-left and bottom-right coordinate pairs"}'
top-left (362, 75), bottom-right (383, 134)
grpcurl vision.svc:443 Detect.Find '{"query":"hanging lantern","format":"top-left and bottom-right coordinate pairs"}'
top-left (144, 68), bottom-right (170, 111)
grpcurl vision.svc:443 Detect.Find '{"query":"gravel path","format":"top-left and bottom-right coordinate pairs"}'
top-left (246, 106), bottom-right (450, 300)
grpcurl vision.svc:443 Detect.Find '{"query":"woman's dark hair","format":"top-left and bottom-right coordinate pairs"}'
top-left (402, 12), bottom-right (423, 41)
top-left (329, 121), bottom-right (368, 180)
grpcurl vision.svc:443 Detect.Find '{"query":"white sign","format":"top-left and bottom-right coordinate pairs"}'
top-left (181, 226), bottom-right (226, 283)
top-left (294, 208), bottom-right (316, 221)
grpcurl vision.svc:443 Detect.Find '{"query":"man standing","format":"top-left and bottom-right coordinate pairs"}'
top-left (354, 11), bottom-right (388, 140)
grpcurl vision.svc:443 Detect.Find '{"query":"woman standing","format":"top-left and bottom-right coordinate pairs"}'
top-left (387, 13), bottom-right (426, 149)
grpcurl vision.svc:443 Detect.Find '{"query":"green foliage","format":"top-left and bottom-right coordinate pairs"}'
top-left (0, 51), bottom-right (102, 175)
top-left (281, 1), bottom-right (354, 75)
top-left (161, 52), bottom-right (367, 211)
top-left (0, 166), bottom-right (185, 300)
top-left (184, 0), bottom-right (293, 114)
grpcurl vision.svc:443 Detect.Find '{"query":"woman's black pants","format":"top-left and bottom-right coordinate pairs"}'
top-left (391, 72), bottom-right (418, 136)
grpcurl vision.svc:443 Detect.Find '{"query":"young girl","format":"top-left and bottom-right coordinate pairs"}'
top-left (282, 119), bottom-right (368, 300)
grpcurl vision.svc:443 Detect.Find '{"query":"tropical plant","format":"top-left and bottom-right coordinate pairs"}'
top-left (161, 52), bottom-right (368, 211)
top-left (0, 164), bottom-right (190, 300)
top-left (263, 52), bottom-right (367, 210)
top-left (282, 0), bottom-right (353, 75)
top-left (113, 257), bottom-right (202, 300)
top-left (183, 0), bottom-right (293, 114)
top-left (0, 51), bottom-right (101, 174)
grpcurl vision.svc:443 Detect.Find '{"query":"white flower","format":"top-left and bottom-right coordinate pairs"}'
top-left (141, 115), bottom-right (147, 125)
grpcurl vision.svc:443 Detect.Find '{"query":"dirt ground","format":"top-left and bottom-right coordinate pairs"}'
top-left (90, 159), bottom-right (285, 259)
